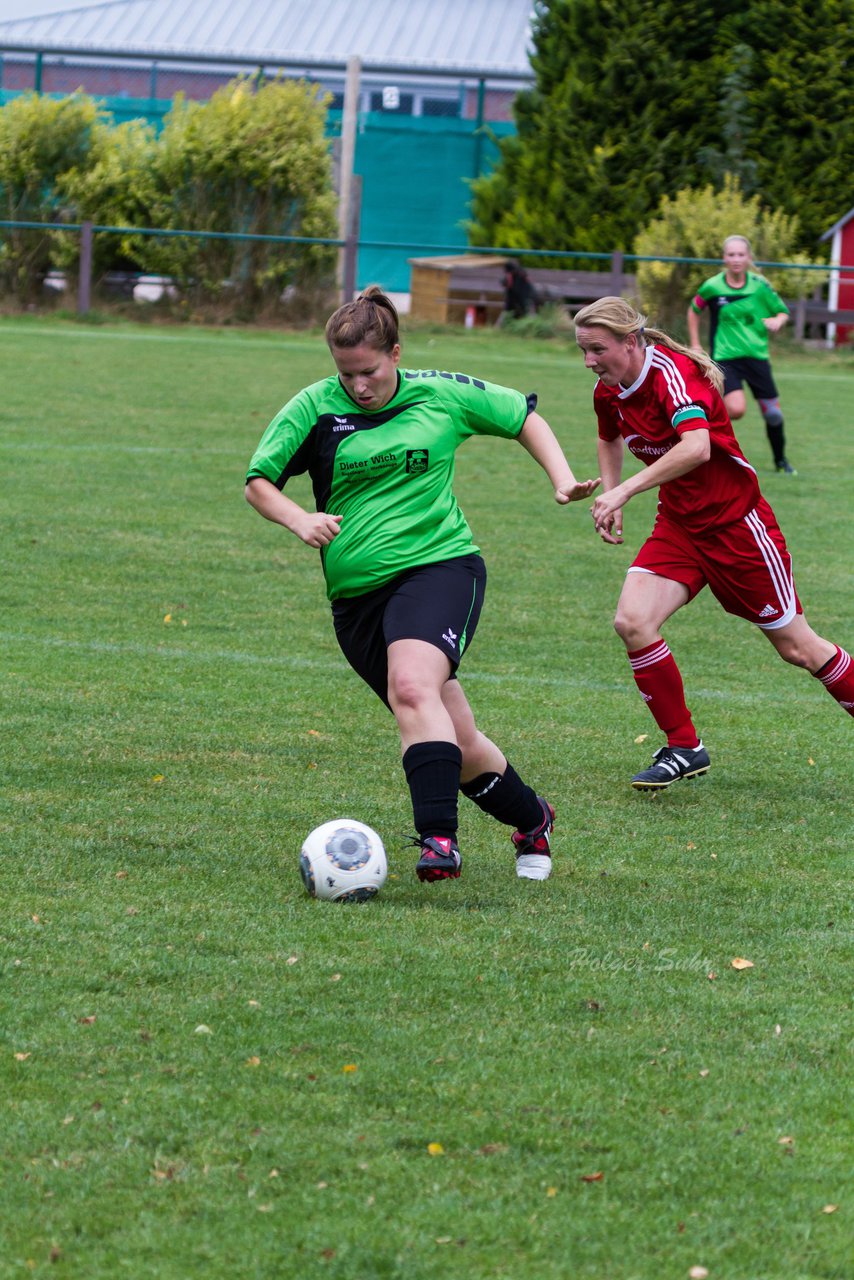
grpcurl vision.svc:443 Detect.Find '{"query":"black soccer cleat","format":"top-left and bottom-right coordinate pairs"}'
top-left (511, 798), bottom-right (555, 880)
top-left (631, 743), bottom-right (711, 791)
top-left (414, 835), bottom-right (462, 882)
top-left (775, 459), bottom-right (797, 476)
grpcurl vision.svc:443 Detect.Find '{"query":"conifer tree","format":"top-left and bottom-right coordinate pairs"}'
top-left (468, 0), bottom-right (852, 253)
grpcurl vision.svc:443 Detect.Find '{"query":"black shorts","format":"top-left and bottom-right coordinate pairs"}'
top-left (719, 357), bottom-right (778, 401)
top-left (331, 553), bottom-right (487, 707)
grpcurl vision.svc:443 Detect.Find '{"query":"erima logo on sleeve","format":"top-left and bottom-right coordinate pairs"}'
top-left (406, 449), bottom-right (429, 473)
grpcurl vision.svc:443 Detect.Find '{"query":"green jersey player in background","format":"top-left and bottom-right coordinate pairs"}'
top-left (246, 286), bottom-right (599, 884)
top-left (688, 235), bottom-right (796, 475)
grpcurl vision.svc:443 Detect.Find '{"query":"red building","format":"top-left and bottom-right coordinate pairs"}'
top-left (820, 205), bottom-right (854, 346)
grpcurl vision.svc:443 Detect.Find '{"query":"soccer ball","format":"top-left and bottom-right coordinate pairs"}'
top-left (299, 819), bottom-right (387, 903)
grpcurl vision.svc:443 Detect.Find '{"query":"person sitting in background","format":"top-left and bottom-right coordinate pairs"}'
top-left (498, 260), bottom-right (538, 324)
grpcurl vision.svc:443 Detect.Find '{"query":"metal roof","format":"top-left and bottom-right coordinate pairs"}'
top-left (0, 0), bottom-right (536, 78)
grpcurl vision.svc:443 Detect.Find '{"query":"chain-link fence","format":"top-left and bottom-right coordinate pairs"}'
top-left (1, 217), bottom-right (849, 345)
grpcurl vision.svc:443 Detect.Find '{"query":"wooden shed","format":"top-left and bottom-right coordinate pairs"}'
top-left (408, 254), bottom-right (508, 325)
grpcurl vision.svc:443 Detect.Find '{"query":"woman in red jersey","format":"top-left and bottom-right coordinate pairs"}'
top-left (573, 297), bottom-right (853, 791)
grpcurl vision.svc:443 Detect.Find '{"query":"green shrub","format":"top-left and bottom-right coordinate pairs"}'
top-left (54, 117), bottom-right (159, 285)
top-left (0, 78), bottom-right (339, 317)
top-left (498, 301), bottom-right (576, 340)
top-left (633, 174), bottom-right (827, 330)
top-left (138, 77), bottom-right (338, 315)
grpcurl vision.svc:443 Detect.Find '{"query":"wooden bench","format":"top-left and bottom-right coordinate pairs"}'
top-left (790, 297), bottom-right (854, 341)
top-left (409, 253), bottom-right (636, 325)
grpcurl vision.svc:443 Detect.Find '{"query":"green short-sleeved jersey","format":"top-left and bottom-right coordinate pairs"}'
top-left (690, 271), bottom-right (788, 361)
top-left (246, 368), bottom-right (530, 600)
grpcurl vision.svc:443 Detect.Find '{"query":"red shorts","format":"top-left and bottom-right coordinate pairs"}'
top-left (629, 498), bottom-right (802, 629)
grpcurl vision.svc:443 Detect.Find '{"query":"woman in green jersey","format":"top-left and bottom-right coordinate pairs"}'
top-left (246, 286), bottom-right (598, 884)
top-left (687, 234), bottom-right (795, 474)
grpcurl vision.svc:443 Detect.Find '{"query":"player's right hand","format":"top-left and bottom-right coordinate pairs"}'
top-left (294, 513), bottom-right (342, 547)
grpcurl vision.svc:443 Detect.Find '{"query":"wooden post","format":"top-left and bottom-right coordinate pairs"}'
top-left (337, 55), bottom-right (361, 302)
top-left (78, 220), bottom-right (93, 316)
top-left (610, 249), bottom-right (625, 297)
top-left (473, 78), bottom-right (486, 179)
top-left (342, 175), bottom-right (362, 302)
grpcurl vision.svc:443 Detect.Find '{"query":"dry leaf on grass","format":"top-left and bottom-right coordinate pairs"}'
top-left (731, 957), bottom-right (754, 970)
top-left (427, 1142), bottom-right (444, 1156)
top-left (580, 1171), bottom-right (604, 1182)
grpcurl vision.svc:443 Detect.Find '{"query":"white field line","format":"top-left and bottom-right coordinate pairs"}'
top-left (0, 629), bottom-right (824, 706)
top-left (2, 322), bottom-right (850, 380)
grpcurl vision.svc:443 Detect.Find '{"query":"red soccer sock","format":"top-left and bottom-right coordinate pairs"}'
top-left (627, 640), bottom-right (700, 747)
top-left (813, 646), bottom-right (854, 717)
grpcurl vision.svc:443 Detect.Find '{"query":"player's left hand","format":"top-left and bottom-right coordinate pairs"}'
top-left (555, 477), bottom-right (601, 505)
top-left (591, 490), bottom-right (625, 543)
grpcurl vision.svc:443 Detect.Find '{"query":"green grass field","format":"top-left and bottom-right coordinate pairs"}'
top-left (1, 316), bottom-right (851, 1279)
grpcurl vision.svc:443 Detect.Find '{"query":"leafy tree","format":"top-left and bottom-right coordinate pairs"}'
top-left (0, 92), bottom-right (106, 300)
top-left (468, 0), bottom-right (852, 256)
top-left (696, 44), bottom-right (758, 195)
top-left (743, 0), bottom-right (854, 246)
top-left (468, 0), bottom-right (744, 254)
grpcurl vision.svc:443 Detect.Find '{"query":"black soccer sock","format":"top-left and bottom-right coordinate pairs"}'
top-left (402, 741), bottom-right (462, 841)
top-left (460, 762), bottom-right (542, 831)
top-left (764, 419), bottom-right (786, 466)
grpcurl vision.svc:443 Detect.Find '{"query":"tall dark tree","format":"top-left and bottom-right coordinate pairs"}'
top-left (745, 0), bottom-right (854, 246)
top-left (468, 0), bottom-right (852, 254)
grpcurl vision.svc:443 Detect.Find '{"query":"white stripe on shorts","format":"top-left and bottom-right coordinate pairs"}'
top-left (744, 507), bottom-right (796, 628)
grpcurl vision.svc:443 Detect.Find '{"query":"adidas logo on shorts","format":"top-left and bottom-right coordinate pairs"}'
top-left (758, 603), bottom-right (779, 618)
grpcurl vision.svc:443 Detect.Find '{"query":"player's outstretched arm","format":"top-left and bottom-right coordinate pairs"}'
top-left (245, 476), bottom-right (342, 548)
top-left (518, 411), bottom-right (600, 504)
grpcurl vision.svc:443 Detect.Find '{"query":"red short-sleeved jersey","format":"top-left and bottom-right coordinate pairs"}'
top-left (594, 343), bottom-right (762, 534)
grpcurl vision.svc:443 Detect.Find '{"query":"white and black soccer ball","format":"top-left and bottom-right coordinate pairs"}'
top-left (299, 819), bottom-right (387, 903)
